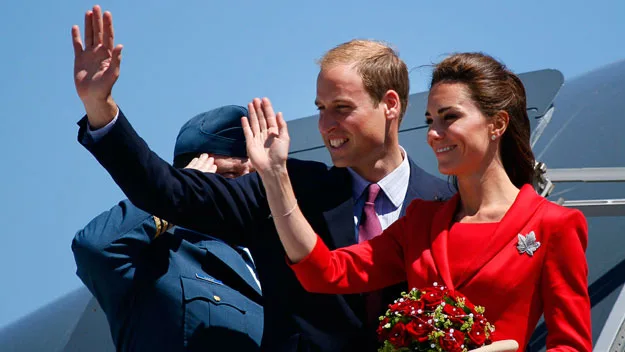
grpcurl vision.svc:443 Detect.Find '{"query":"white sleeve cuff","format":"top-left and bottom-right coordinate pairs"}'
top-left (86, 109), bottom-right (119, 142)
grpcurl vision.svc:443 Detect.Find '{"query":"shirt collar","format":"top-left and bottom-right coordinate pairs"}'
top-left (347, 146), bottom-right (411, 208)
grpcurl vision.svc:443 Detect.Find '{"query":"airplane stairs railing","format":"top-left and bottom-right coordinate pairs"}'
top-left (537, 165), bottom-right (625, 217)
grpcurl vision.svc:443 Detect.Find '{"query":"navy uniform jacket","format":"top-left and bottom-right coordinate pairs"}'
top-left (72, 199), bottom-right (263, 351)
top-left (78, 111), bottom-right (455, 351)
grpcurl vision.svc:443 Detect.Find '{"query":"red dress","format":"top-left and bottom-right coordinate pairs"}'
top-left (290, 185), bottom-right (591, 351)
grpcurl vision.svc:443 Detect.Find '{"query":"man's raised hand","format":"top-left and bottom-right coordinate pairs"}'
top-left (72, 5), bottom-right (122, 129)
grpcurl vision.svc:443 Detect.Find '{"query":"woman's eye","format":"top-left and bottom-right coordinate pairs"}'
top-left (444, 114), bottom-right (458, 120)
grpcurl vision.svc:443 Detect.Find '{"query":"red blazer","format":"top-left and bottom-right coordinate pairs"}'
top-left (291, 185), bottom-right (591, 351)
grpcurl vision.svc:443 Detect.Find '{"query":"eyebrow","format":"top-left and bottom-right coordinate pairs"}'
top-left (425, 106), bottom-right (452, 117)
top-left (314, 97), bottom-right (353, 107)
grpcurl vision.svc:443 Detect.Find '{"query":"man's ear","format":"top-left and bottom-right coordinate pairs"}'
top-left (382, 90), bottom-right (401, 121)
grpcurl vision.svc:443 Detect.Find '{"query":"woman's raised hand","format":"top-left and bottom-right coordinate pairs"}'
top-left (242, 98), bottom-right (290, 176)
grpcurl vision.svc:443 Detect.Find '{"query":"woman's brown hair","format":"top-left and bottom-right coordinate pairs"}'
top-left (431, 52), bottom-right (535, 188)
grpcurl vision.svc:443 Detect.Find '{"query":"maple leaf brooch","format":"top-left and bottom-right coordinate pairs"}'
top-left (517, 231), bottom-right (541, 256)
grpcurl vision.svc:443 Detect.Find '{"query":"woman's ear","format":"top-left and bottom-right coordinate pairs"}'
top-left (490, 110), bottom-right (509, 139)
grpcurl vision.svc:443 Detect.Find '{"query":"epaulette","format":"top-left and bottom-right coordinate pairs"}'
top-left (153, 216), bottom-right (175, 238)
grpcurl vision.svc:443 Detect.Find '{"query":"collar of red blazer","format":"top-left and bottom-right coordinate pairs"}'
top-left (429, 184), bottom-right (547, 291)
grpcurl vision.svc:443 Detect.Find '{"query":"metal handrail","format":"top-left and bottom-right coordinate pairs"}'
top-left (546, 167), bottom-right (625, 183)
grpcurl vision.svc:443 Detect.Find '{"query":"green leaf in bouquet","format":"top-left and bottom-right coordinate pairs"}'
top-left (378, 340), bottom-right (397, 352)
top-left (460, 320), bottom-right (473, 332)
top-left (430, 329), bottom-right (445, 341)
top-left (410, 288), bottom-right (423, 300)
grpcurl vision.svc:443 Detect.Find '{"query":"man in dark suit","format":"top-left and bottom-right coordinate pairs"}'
top-left (72, 105), bottom-right (263, 352)
top-left (71, 6), bottom-right (454, 351)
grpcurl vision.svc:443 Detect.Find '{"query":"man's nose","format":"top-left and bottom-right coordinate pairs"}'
top-left (318, 112), bottom-right (337, 134)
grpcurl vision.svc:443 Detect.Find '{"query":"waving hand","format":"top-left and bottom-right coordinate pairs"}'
top-left (242, 98), bottom-right (290, 176)
top-left (242, 98), bottom-right (317, 263)
top-left (71, 5), bottom-right (122, 128)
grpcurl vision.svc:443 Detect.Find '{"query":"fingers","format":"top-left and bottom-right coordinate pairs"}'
top-left (185, 158), bottom-right (198, 169)
top-left (241, 116), bottom-right (254, 144)
top-left (253, 98), bottom-right (267, 132)
top-left (201, 154), bottom-right (218, 173)
top-left (185, 154), bottom-right (217, 173)
top-left (83, 6), bottom-right (106, 50)
top-left (246, 97), bottom-right (282, 139)
top-left (84, 10), bottom-right (93, 48)
top-left (71, 25), bottom-right (83, 57)
top-left (247, 101), bottom-right (260, 136)
top-left (102, 11), bottom-right (114, 51)
top-left (468, 340), bottom-right (518, 352)
top-left (92, 5), bottom-right (104, 47)
top-left (276, 112), bottom-right (290, 140)
top-left (261, 97), bottom-right (278, 129)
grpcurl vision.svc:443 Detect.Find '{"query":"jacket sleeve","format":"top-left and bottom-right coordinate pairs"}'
top-left (289, 202), bottom-right (426, 294)
top-left (541, 209), bottom-right (592, 352)
top-left (77, 110), bottom-right (268, 245)
top-left (71, 199), bottom-right (160, 316)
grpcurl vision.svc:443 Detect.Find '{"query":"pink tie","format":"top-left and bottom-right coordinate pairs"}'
top-left (358, 183), bottom-right (382, 243)
top-left (358, 183), bottom-right (385, 336)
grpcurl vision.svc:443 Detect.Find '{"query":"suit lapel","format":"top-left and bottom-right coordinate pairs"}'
top-left (454, 185), bottom-right (547, 289)
top-left (429, 193), bottom-right (460, 291)
top-left (401, 158), bottom-right (425, 216)
top-left (321, 167), bottom-right (358, 250)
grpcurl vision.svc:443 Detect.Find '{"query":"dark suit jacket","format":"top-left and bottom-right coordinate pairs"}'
top-left (72, 199), bottom-right (264, 352)
top-left (78, 110), bottom-right (455, 351)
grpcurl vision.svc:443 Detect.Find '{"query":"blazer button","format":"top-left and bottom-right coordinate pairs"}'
top-left (213, 295), bottom-right (221, 302)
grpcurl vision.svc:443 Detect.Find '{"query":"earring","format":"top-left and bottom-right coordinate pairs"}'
top-left (491, 134), bottom-right (497, 141)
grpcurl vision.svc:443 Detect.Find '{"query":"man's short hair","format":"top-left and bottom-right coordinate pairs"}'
top-left (173, 105), bottom-right (248, 168)
top-left (318, 39), bottom-right (409, 124)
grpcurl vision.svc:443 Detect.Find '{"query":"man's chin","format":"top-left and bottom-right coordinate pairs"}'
top-left (329, 155), bottom-right (350, 168)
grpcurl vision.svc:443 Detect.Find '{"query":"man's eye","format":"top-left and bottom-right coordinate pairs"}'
top-left (425, 119), bottom-right (433, 125)
top-left (336, 105), bottom-right (351, 111)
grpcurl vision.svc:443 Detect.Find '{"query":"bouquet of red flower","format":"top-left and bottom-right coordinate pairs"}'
top-left (376, 283), bottom-right (495, 352)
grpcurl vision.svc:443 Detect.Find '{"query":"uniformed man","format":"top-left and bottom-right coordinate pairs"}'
top-left (72, 105), bottom-right (263, 351)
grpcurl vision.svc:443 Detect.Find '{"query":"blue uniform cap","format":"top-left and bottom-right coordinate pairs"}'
top-left (173, 105), bottom-right (248, 166)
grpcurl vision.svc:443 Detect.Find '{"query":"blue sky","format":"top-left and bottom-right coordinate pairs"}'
top-left (0, 0), bottom-right (624, 328)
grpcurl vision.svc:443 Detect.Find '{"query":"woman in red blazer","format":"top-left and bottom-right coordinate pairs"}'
top-left (242, 52), bottom-right (592, 351)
